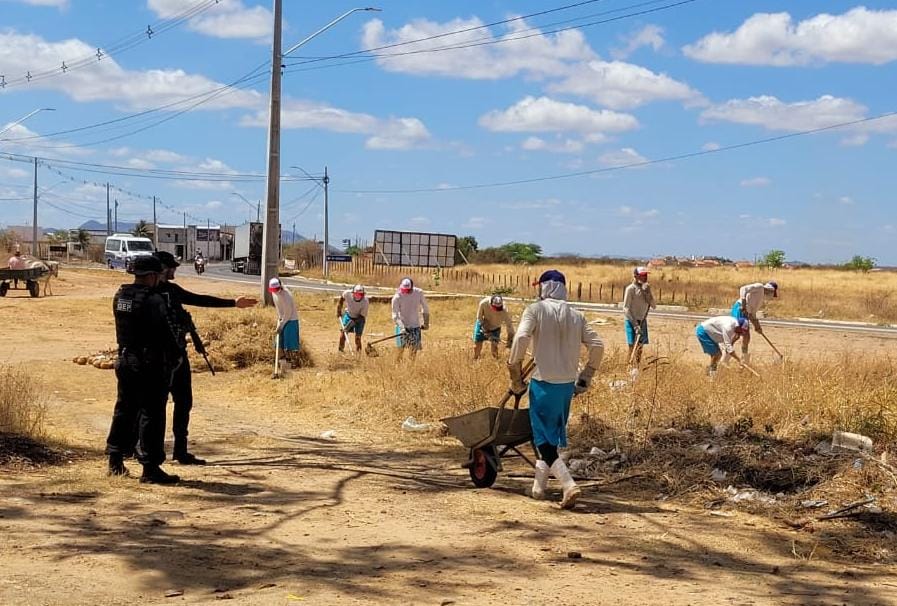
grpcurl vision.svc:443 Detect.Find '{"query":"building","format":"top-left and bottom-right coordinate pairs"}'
top-left (155, 224), bottom-right (230, 261)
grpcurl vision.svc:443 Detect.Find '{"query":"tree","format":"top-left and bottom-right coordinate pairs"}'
top-left (455, 235), bottom-right (478, 264)
top-left (844, 255), bottom-right (876, 272)
top-left (345, 244), bottom-right (362, 256)
top-left (501, 242), bottom-right (542, 264)
top-left (75, 229), bottom-right (91, 249)
top-left (760, 249), bottom-right (786, 269)
top-left (131, 220), bottom-right (152, 238)
top-left (48, 230), bottom-right (69, 244)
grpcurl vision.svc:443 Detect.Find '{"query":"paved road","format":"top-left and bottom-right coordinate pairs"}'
top-left (199, 263), bottom-right (897, 339)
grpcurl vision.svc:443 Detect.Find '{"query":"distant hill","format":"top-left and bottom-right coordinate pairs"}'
top-left (79, 220), bottom-right (137, 233)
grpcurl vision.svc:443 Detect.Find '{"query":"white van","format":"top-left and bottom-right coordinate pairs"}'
top-left (104, 234), bottom-right (154, 271)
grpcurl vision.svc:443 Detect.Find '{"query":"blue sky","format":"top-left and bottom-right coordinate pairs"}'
top-left (1, 0), bottom-right (895, 263)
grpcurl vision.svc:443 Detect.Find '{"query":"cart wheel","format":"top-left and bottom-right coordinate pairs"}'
top-left (469, 446), bottom-right (498, 488)
top-left (27, 280), bottom-right (40, 298)
top-left (0, 282), bottom-right (8, 297)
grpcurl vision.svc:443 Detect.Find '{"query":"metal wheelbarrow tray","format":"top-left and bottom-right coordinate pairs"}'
top-left (442, 361), bottom-right (537, 488)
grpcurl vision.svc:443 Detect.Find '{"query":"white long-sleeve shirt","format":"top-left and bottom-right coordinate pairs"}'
top-left (391, 288), bottom-right (429, 328)
top-left (272, 288), bottom-right (299, 332)
top-left (738, 283), bottom-right (768, 316)
top-left (622, 282), bottom-right (655, 324)
top-left (340, 290), bottom-right (370, 318)
top-left (509, 298), bottom-right (604, 384)
top-left (699, 316), bottom-right (741, 354)
top-left (476, 297), bottom-right (515, 337)
top-left (7, 255), bottom-right (28, 270)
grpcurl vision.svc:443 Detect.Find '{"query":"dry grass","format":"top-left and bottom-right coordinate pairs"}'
top-left (0, 364), bottom-right (46, 440)
top-left (322, 262), bottom-right (897, 323)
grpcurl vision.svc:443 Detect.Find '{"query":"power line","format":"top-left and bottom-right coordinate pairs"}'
top-left (339, 111), bottom-right (897, 194)
top-left (0, 0), bottom-right (222, 89)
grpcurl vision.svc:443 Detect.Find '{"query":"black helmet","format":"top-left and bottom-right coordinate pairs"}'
top-left (130, 256), bottom-right (163, 276)
top-left (153, 250), bottom-right (180, 268)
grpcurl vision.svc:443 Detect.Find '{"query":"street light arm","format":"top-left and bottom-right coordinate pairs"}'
top-left (283, 7), bottom-right (381, 57)
top-left (0, 107), bottom-right (55, 139)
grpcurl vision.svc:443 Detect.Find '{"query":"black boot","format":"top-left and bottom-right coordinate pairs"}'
top-left (174, 439), bottom-right (206, 465)
top-left (139, 465), bottom-right (180, 485)
top-left (107, 453), bottom-right (129, 477)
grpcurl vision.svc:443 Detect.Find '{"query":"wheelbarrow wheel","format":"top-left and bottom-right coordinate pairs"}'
top-left (0, 282), bottom-right (8, 297)
top-left (469, 446), bottom-right (498, 488)
top-left (27, 280), bottom-right (40, 298)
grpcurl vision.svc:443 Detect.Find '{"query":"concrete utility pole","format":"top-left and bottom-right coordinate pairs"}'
top-left (106, 183), bottom-right (111, 235)
top-left (114, 199), bottom-right (118, 232)
top-left (152, 196), bottom-right (158, 249)
top-left (32, 157), bottom-right (38, 257)
top-left (323, 166), bottom-right (330, 279)
top-left (260, 0), bottom-right (284, 305)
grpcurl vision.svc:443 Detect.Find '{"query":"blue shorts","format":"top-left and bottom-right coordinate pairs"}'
top-left (625, 319), bottom-right (649, 346)
top-left (731, 300), bottom-right (746, 319)
top-left (528, 379), bottom-right (575, 448)
top-left (342, 312), bottom-right (366, 336)
top-left (473, 320), bottom-right (500, 343)
top-left (278, 319), bottom-right (300, 352)
top-left (396, 326), bottom-right (422, 351)
top-left (695, 325), bottom-right (720, 356)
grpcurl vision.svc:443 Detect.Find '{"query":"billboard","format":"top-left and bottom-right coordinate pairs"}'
top-left (373, 229), bottom-right (457, 268)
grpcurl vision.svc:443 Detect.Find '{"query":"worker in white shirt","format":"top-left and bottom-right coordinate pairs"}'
top-left (621, 266), bottom-right (656, 374)
top-left (731, 281), bottom-right (778, 364)
top-left (473, 295), bottom-right (515, 360)
top-left (509, 270), bottom-right (604, 510)
top-left (268, 278), bottom-right (301, 367)
top-left (7, 249), bottom-right (28, 270)
top-left (695, 315), bottom-right (750, 377)
top-left (337, 284), bottom-right (369, 353)
top-left (391, 277), bottom-right (430, 358)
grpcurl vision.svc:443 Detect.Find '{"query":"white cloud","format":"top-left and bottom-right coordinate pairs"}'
top-left (617, 205), bottom-right (659, 219)
top-left (500, 198), bottom-right (561, 210)
top-left (0, 31), bottom-right (263, 111)
top-left (520, 136), bottom-right (585, 154)
top-left (839, 196), bottom-right (855, 205)
top-left (14, 0), bottom-right (68, 6)
top-left (702, 142), bottom-right (721, 151)
top-left (739, 214), bottom-right (752, 220)
top-left (408, 216), bottom-right (431, 228)
top-left (612, 25), bottom-right (665, 59)
top-left (768, 218), bottom-right (787, 227)
top-left (2, 167), bottom-right (30, 179)
top-left (241, 100), bottom-right (431, 150)
top-left (480, 96), bottom-right (638, 135)
top-left (548, 60), bottom-right (703, 109)
top-left (127, 158), bottom-right (155, 170)
top-left (701, 95), bottom-right (865, 132)
top-left (205, 200), bottom-right (223, 210)
top-left (740, 176), bottom-right (771, 188)
top-left (147, 0), bottom-right (273, 40)
top-left (840, 133), bottom-right (869, 147)
top-left (463, 216), bottom-right (490, 230)
top-left (361, 17), bottom-right (595, 80)
top-left (599, 147), bottom-right (648, 168)
top-left (545, 213), bottom-right (589, 233)
top-left (683, 8), bottom-right (897, 66)
top-left (144, 149), bottom-right (190, 164)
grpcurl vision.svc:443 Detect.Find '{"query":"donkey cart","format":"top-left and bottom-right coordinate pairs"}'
top-left (0, 267), bottom-right (43, 298)
top-left (442, 361), bottom-right (537, 488)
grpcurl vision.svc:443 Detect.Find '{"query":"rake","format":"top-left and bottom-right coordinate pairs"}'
top-left (363, 331), bottom-right (408, 357)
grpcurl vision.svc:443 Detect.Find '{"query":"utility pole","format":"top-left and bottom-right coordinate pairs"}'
top-left (106, 183), bottom-right (111, 235)
top-left (183, 211), bottom-right (187, 258)
top-left (32, 157), bottom-right (38, 257)
top-left (257, 200), bottom-right (261, 223)
top-left (260, 0), bottom-right (283, 305)
top-left (114, 199), bottom-right (118, 232)
top-left (292, 222), bottom-right (295, 246)
top-left (323, 166), bottom-right (330, 278)
top-left (207, 218), bottom-right (211, 258)
top-left (152, 196), bottom-right (158, 249)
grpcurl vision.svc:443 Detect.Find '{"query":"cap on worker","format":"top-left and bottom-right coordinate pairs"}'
top-left (131, 256), bottom-right (164, 276)
top-left (490, 295), bottom-right (504, 310)
top-left (634, 266), bottom-right (649, 277)
top-left (268, 277), bottom-right (282, 292)
top-left (736, 317), bottom-right (750, 332)
top-left (532, 269), bottom-right (566, 286)
top-left (153, 250), bottom-right (180, 268)
top-left (352, 284), bottom-right (365, 300)
top-left (399, 277), bottom-right (413, 294)
top-left (765, 281), bottom-right (778, 297)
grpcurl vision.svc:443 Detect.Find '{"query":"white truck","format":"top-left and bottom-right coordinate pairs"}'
top-left (231, 222), bottom-right (264, 275)
top-left (104, 234), bottom-right (154, 272)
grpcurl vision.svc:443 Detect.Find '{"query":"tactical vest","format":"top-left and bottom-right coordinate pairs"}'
top-left (114, 284), bottom-right (160, 352)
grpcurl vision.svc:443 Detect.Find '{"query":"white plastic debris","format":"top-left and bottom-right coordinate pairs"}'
top-left (319, 430), bottom-right (337, 440)
top-left (800, 499), bottom-right (828, 509)
top-left (711, 468), bottom-right (728, 483)
top-left (695, 443), bottom-right (721, 456)
top-left (831, 430), bottom-right (873, 453)
top-left (608, 379), bottom-right (629, 391)
top-left (401, 416), bottom-right (432, 432)
top-left (724, 486), bottom-right (776, 505)
top-left (589, 447), bottom-right (607, 457)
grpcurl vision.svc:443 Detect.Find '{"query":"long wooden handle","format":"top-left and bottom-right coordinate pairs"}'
top-left (760, 332), bottom-right (784, 357)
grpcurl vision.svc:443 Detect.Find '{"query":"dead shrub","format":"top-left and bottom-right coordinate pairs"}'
top-left (0, 365), bottom-right (46, 440)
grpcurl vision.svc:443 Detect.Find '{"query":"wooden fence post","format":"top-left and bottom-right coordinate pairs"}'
top-left (576, 282), bottom-right (582, 300)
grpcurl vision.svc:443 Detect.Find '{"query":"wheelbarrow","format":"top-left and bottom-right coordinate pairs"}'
top-left (442, 360), bottom-right (537, 488)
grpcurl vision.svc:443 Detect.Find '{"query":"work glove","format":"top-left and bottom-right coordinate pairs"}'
top-left (422, 313), bottom-right (430, 331)
top-left (508, 361), bottom-right (526, 395)
top-left (574, 366), bottom-right (597, 395)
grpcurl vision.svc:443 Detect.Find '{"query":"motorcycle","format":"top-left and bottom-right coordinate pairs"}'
top-left (194, 258), bottom-right (206, 275)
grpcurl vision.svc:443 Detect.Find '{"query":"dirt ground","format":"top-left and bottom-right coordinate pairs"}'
top-left (1, 268), bottom-right (896, 605)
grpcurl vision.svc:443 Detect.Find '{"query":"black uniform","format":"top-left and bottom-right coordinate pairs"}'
top-left (106, 284), bottom-right (182, 465)
top-left (157, 281), bottom-right (235, 457)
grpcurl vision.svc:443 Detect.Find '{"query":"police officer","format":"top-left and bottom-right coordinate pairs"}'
top-left (153, 251), bottom-right (257, 464)
top-left (106, 256), bottom-right (183, 484)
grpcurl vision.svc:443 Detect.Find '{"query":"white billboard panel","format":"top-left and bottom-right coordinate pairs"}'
top-left (373, 229), bottom-right (457, 267)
